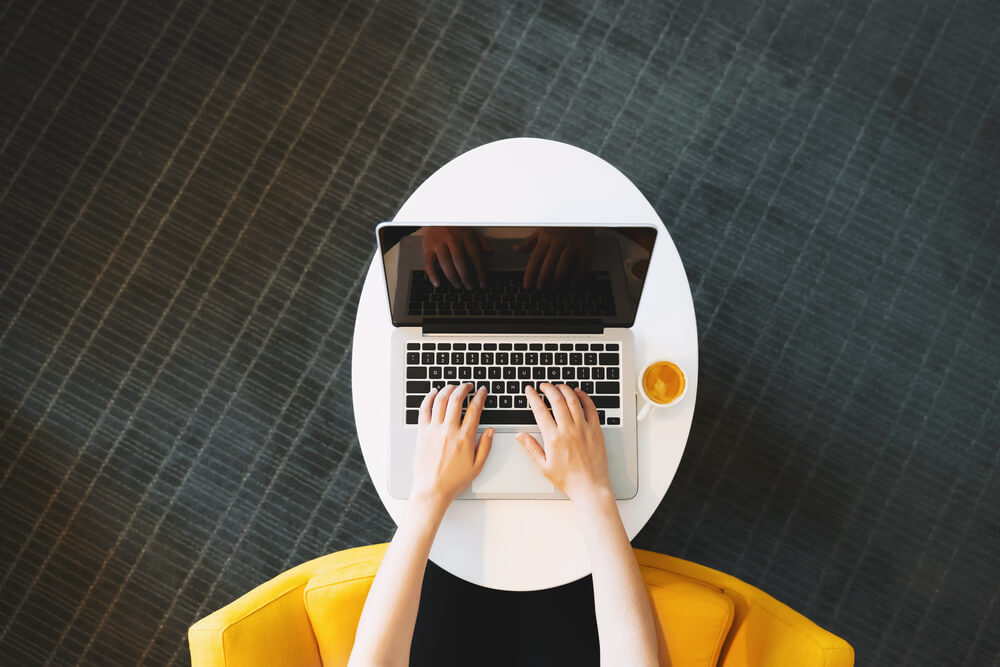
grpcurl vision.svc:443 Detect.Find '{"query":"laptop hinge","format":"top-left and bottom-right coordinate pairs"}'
top-left (421, 319), bottom-right (604, 335)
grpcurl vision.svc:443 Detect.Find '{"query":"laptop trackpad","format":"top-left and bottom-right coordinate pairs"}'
top-left (472, 432), bottom-right (555, 495)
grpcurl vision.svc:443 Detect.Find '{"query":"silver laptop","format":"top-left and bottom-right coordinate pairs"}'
top-left (378, 222), bottom-right (658, 499)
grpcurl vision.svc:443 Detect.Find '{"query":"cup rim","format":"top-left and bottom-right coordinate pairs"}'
top-left (638, 360), bottom-right (687, 407)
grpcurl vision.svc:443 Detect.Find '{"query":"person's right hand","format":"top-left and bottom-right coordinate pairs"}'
top-left (515, 383), bottom-right (612, 502)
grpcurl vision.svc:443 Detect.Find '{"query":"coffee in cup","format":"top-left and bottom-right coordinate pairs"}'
top-left (637, 361), bottom-right (687, 420)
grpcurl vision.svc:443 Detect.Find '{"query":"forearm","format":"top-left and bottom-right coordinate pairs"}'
top-left (348, 496), bottom-right (446, 667)
top-left (575, 489), bottom-right (658, 667)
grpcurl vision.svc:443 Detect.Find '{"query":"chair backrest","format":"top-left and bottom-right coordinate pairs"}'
top-left (190, 545), bottom-right (853, 667)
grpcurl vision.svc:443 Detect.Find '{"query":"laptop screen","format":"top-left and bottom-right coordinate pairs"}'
top-left (377, 223), bottom-right (657, 331)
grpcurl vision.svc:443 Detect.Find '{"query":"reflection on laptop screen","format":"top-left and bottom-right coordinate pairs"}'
top-left (378, 224), bottom-right (657, 331)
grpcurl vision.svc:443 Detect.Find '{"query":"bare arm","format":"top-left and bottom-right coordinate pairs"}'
top-left (517, 383), bottom-right (658, 666)
top-left (348, 384), bottom-right (494, 667)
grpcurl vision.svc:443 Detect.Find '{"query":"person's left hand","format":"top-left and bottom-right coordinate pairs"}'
top-left (411, 383), bottom-right (494, 508)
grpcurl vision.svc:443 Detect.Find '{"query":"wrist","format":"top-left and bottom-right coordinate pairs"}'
top-left (408, 490), bottom-right (451, 524)
top-left (571, 485), bottom-right (616, 512)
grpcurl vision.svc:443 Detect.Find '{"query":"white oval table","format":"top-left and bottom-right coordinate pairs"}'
top-left (351, 138), bottom-right (698, 591)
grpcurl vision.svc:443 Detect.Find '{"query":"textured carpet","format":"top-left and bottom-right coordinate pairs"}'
top-left (1, 0), bottom-right (998, 664)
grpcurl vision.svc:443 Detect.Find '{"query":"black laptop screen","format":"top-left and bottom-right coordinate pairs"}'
top-left (377, 224), bottom-right (657, 331)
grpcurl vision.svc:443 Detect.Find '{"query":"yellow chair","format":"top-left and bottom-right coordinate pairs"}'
top-left (189, 544), bottom-right (853, 667)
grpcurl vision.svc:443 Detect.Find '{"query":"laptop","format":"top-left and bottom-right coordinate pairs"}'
top-left (377, 222), bottom-right (658, 499)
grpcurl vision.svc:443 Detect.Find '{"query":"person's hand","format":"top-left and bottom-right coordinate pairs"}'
top-left (515, 383), bottom-right (611, 502)
top-left (422, 227), bottom-right (493, 289)
top-left (514, 228), bottom-right (593, 289)
top-left (411, 384), bottom-right (494, 508)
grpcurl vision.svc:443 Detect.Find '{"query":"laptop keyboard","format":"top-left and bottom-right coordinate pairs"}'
top-left (404, 340), bottom-right (623, 427)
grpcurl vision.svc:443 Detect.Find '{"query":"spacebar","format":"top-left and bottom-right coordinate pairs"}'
top-left (478, 410), bottom-right (537, 425)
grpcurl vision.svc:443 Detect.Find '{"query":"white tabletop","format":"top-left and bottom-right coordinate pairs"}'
top-left (352, 138), bottom-right (698, 591)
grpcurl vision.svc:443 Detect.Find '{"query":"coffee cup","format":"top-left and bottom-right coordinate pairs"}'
top-left (636, 361), bottom-right (687, 420)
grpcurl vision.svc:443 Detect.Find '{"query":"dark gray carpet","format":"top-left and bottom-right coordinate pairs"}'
top-left (1, 0), bottom-right (997, 664)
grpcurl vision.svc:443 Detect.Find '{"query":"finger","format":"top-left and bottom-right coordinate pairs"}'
top-left (513, 230), bottom-right (538, 253)
top-left (461, 386), bottom-right (487, 432)
top-left (433, 384), bottom-right (456, 422)
top-left (437, 245), bottom-right (462, 288)
top-left (477, 231), bottom-right (494, 253)
top-left (576, 388), bottom-right (600, 425)
top-left (463, 236), bottom-right (487, 288)
top-left (523, 238), bottom-right (549, 289)
top-left (553, 248), bottom-right (576, 287)
top-left (537, 246), bottom-right (563, 289)
top-left (422, 249), bottom-right (442, 288)
top-left (557, 383), bottom-right (584, 423)
top-left (539, 382), bottom-right (573, 426)
top-left (418, 388), bottom-right (437, 425)
top-left (474, 428), bottom-right (495, 473)
top-left (448, 241), bottom-right (474, 290)
top-left (445, 382), bottom-right (474, 425)
top-left (515, 432), bottom-right (547, 469)
top-left (524, 385), bottom-right (557, 434)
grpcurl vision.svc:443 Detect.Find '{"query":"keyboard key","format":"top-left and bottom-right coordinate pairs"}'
top-left (468, 343), bottom-right (482, 350)
top-left (444, 367), bottom-right (457, 379)
top-left (481, 352), bottom-right (494, 364)
top-left (555, 353), bottom-right (567, 365)
top-left (407, 367), bottom-right (428, 379)
top-left (518, 367), bottom-right (531, 379)
top-left (499, 395), bottom-right (512, 408)
top-left (533, 368), bottom-right (546, 379)
top-left (596, 381), bottom-right (619, 394)
top-left (439, 343), bottom-right (451, 350)
top-left (592, 367), bottom-right (605, 379)
top-left (432, 380), bottom-right (446, 390)
top-left (506, 381), bottom-right (519, 394)
top-left (496, 352), bottom-right (509, 364)
top-left (515, 395), bottom-right (527, 408)
top-left (547, 368), bottom-right (560, 380)
top-left (484, 343), bottom-right (497, 350)
top-left (407, 343), bottom-right (420, 350)
top-left (466, 352), bottom-right (479, 364)
top-left (606, 343), bottom-right (619, 350)
top-left (570, 353), bottom-right (582, 365)
top-left (453, 343), bottom-right (466, 350)
top-left (511, 352), bottom-right (523, 364)
top-left (514, 343), bottom-right (527, 350)
top-left (491, 381), bottom-right (505, 394)
top-left (406, 410), bottom-right (419, 424)
top-left (406, 395), bottom-right (424, 407)
top-left (503, 367), bottom-right (516, 379)
top-left (422, 342), bottom-right (435, 350)
top-left (474, 367), bottom-right (486, 379)
top-left (459, 367), bottom-right (472, 379)
top-left (544, 343), bottom-right (558, 350)
top-left (489, 367), bottom-right (501, 379)
top-left (541, 353), bottom-right (553, 365)
top-left (479, 410), bottom-right (536, 424)
top-left (521, 381), bottom-right (534, 392)
top-left (477, 381), bottom-right (490, 391)
top-left (599, 353), bottom-right (619, 365)
top-left (607, 367), bottom-right (620, 379)
top-left (499, 343), bottom-right (512, 350)
top-left (591, 395), bottom-right (620, 408)
top-left (577, 367), bottom-right (590, 379)
top-left (429, 367), bottom-right (442, 379)
top-left (598, 410), bottom-right (605, 425)
top-left (591, 343), bottom-right (603, 350)
top-left (584, 353), bottom-right (597, 365)
top-left (529, 343), bottom-right (543, 350)
top-left (437, 352), bottom-right (449, 364)
top-left (560, 343), bottom-right (573, 350)
top-left (566, 381), bottom-right (578, 390)
top-left (526, 352), bottom-right (538, 364)
top-left (563, 367), bottom-right (575, 380)
top-left (422, 352), bottom-right (434, 364)
top-left (451, 352), bottom-right (463, 365)
top-left (581, 381), bottom-right (594, 393)
top-left (485, 395), bottom-right (497, 408)
top-left (575, 343), bottom-right (588, 350)
top-left (407, 381), bottom-right (430, 393)
top-left (407, 352), bottom-right (420, 364)
top-left (607, 417), bottom-right (621, 425)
